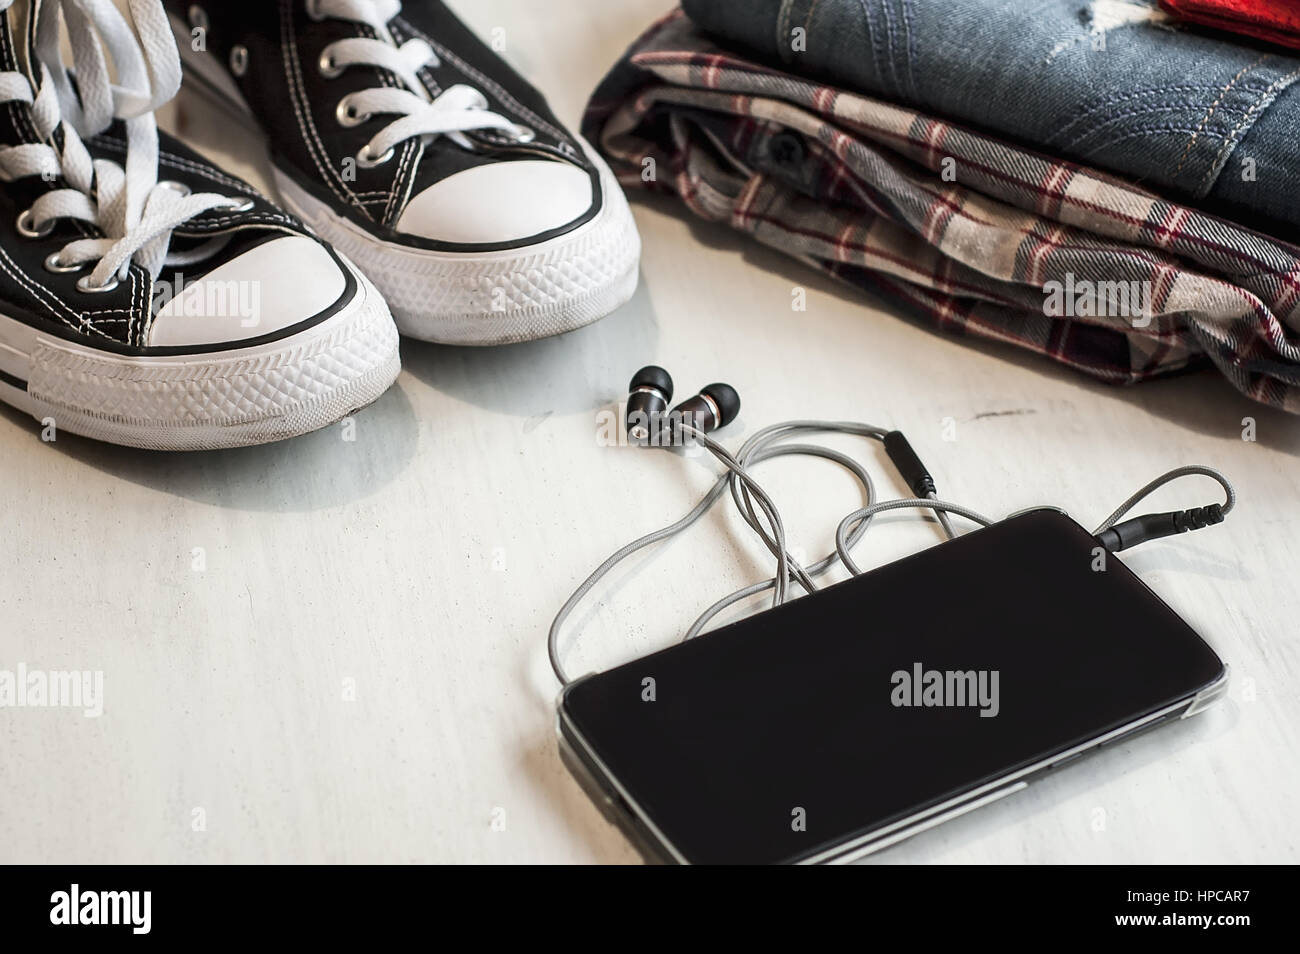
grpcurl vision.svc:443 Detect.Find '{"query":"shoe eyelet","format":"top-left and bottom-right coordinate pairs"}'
top-left (77, 274), bottom-right (121, 295)
top-left (335, 98), bottom-right (370, 128)
top-left (318, 49), bottom-right (344, 79)
top-left (16, 209), bottom-right (54, 239)
top-left (356, 144), bottom-right (394, 168)
top-left (187, 5), bottom-right (209, 31)
top-left (158, 180), bottom-right (193, 198)
top-left (44, 253), bottom-right (86, 274)
top-left (305, 0), bottom-right (327, 21)
top-left (512, 125), bottom-right (536, 143)
top-left (224, 196), bottom-right (257, 212)
top-left (230, 44), bottom-right (250, 78)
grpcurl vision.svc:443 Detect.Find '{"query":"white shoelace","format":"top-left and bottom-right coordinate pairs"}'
top-left (308, 0), bottom-right (530, 167)
top-left (0, 0), bottom-right (248, 294)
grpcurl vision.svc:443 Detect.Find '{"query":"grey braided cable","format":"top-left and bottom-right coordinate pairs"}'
top-left (547, 415), bottom-right (1236, 686)
top-left (1092, 465), bottom-right (1236, 533)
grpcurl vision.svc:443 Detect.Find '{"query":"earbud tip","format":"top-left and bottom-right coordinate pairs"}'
top-left (630, 365), bottom-right (673, 398)
top-left (702, 383), bottom-right (740, 428)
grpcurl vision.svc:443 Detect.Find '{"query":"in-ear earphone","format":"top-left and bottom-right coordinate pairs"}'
top-left (625, 367), bottom-right (742, 445)
top-left (625, 365), bottom-right (673, 444)
top-left (670, 383), bottom-right (741, 437)
top-left (548, 367), bottom-right (1237, 685)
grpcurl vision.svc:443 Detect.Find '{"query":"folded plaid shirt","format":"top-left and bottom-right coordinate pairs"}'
top-left (583, 10), bottom-right (1300, 413)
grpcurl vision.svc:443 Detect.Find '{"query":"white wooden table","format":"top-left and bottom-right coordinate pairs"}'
top-left (1, 0), bottom-right (1296, 864)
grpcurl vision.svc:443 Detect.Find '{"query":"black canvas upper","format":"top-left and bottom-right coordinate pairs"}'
top-left (0, 0), bottom-right (334, 354)
top-left (167, 0), bottom-right (604, 252)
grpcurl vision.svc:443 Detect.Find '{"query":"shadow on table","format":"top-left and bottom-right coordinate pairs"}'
top-left (1, 266), bottom-right (656, 512)
top-left (0, 380), bottom-right (421, 513)
top-left (1118, 539), bottom-right (1254, 583)
top-left (516, 726), bottom-right (644, 865)
top-left (399, 268), bottom-right (660, 418)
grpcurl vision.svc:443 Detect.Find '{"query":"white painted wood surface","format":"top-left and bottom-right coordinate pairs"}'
top-left (1, 0), bottom-right (1296, 864)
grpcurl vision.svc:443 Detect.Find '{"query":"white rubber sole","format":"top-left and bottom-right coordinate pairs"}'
top-left (0, 264), bottom-right (401, 451)
top-left (173, 20), bottom-right (641, 346)
top-left (273, 159), bottom-right (641, 346)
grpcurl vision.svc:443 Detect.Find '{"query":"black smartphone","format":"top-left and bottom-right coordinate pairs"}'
top-left (557, 509), bottom-right (1228, 864)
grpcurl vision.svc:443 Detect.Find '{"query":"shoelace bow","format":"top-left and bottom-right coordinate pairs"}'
top-left (0, 0), bottom-right (248, 294)
top-left (309, 0), bottom-right (529, 167)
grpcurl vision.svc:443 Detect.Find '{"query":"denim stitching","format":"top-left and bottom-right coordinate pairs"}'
top-left (876, 0), bottom-right (903, 101)
top-left (805, 0), bottom-right (828, 50)
top-left (1048, 83), bottom-right (1272, 149)
top-left (1173, 54), bottom-right (1271, 178)
top-left (1199, 66), bottom-right (1300, 194)
top-left (779, 1), bottom-right (832, 73)
top-left (776, 0), bottom-right (796, 62)
top-left (899, 0), bottom-right (919, 101)
top-left (856, 0), bottom-right (888, 98)
top-left (1062, 100), bottom-right (1248, 153)
top-left (1078, 124), bottom-right (1246, 160)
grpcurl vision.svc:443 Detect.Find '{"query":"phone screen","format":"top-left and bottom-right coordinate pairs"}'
top-left (559, 510), bottom-right (1225, 864)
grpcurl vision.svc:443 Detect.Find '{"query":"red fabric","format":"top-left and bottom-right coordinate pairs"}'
top-left (1160, 0), bottom-right (1300, 51)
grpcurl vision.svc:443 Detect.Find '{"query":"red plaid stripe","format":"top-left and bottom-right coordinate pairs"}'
top-left (583, 9), bottom-right (1300, 413)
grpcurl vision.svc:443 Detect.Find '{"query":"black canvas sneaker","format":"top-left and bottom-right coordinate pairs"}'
top-left (166, 0), bottom-right (641, 346)
top-left (0, 0), bottom-right (400, 450)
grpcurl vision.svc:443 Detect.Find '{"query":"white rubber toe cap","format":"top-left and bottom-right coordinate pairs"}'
top-left (395, 160), bottom-right (594, 245)
top-left (148, 236), bottom-right (346, 348)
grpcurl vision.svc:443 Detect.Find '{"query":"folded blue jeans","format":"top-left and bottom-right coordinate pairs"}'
top-left (681, 0), bottom-right (1300, 239)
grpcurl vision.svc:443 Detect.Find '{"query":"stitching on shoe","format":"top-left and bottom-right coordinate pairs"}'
top-left (391, 138), bottom-right (422, 224)
top-left (159, 153), bottom-right (259, 196)
top-left (360, 21), bottom-right (403, 210)
top-left (159, 154), bottom-right (258, 193)
top-left (127, 267), bottom-right (143, 346)
top-left (0, 245), bottom-right (115, 339)
top-left (383, 139), bottom-right (419, 224)
top-left (91, 134), bottom-right (262, 195)
top-left (1, 7), bottom-right (124, 331)
top-left (280, 0), bottom-right (369, 217)
top-left (392, 14), bottom-right (570, 147)
top-left (135, 268), bottom-right (153, 348)
top-left (175, 211), bottom-right (299, 229)
top-left (383, 20), bottom-right (433, 224)
top-left (0, 12), bottom-right (102, 251)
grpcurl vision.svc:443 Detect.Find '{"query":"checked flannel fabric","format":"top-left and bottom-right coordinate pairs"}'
top-left (682, 0), bottom-right (1300, 239)
top-left (582, 11), bottom-right (1300, 414)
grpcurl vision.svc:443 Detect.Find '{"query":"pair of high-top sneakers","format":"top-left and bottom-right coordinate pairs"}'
top-left (0, 0), bottom-right (639, 450)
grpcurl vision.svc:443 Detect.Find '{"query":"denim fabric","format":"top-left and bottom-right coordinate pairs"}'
top-left (583, 11), bottom-right (1300, 413)
top-left (680, 0), bottom-right (1300, 239)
